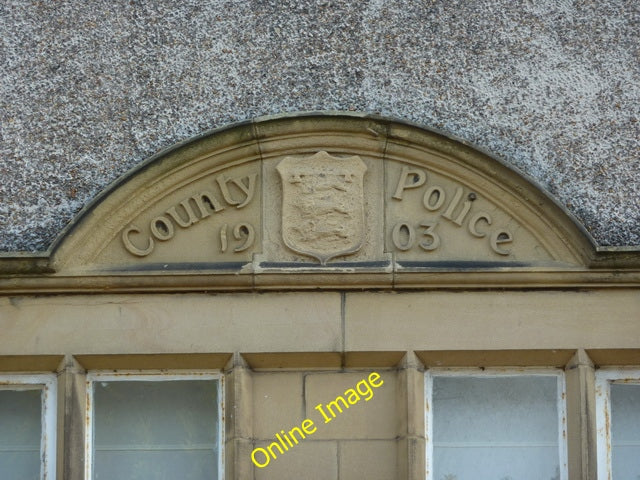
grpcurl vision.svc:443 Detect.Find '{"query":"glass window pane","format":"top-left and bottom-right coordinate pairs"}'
top-left (0, 388), bottom-right (42, 480)
top-left (610, 383), bottom-right (640, 478)
top-left (93, 379), bottom-right (219, 480)
top-left (432, 376), bottom-right (561, 480)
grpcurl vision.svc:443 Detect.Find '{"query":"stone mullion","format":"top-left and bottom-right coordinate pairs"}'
top-left (565, 349), bottom-right (597, 480)
top-left (396, 352), bottom-right (426, 480)
top-left (56, 355), bottom-right (86, 480)
top-left (224, 353), bottom-right (254, 480)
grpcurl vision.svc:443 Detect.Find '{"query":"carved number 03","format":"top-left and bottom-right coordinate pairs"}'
top-left (391, 221), bottom-right (440, 251)
top-left (220, 223), bottom-right (255, 253)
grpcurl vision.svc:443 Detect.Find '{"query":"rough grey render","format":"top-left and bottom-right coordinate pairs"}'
top-left (1, 0), bottom-right (638, 251)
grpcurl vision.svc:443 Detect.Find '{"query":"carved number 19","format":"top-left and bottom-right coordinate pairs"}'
top-left (220, 223), bottom-right (255, 253)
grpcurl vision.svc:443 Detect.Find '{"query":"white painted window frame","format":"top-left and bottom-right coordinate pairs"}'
top-left (84, 370), bottom-right (224, 480)
top-left (0, 373), bottom-right (57, 480)
top-left (425, 368), bottom-right (568, 480)
top-left (595, 368), bottom-right (640, 480)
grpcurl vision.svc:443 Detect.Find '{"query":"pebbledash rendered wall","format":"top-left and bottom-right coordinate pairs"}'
top-left (1, 3), bottom-right (640, 480)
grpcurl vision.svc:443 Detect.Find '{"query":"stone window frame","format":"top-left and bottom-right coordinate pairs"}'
top-left (83, 370), bottom-right (224, 480)
top-left (0, 373), bottom-right (57, 480)
top-left (424, 367), bottom-right (568, 480)
top-left (595, 367), bottom-right (640, 480)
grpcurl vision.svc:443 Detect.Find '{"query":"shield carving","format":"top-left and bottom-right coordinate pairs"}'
top-left (276, 151), bottom-right (368, 265)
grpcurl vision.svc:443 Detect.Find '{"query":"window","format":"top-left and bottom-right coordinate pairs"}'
top-left (85, 372), bottom-right (223, 480)
top-left (425, 369), bottom-right (567, 480)
top-left (595, 369), bottom-right (640, 480)
top-left (0, 374), bottom-right (57, 480)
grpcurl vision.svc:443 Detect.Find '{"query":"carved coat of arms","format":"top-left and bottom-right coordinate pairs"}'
top-left (277, 151), bottom-right (368, 265)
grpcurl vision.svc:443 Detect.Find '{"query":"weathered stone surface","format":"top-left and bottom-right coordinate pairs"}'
top-left (0, 292), bottom-right (343, 354)
top-left (344, 290), bottom-right (640, 351)
top-left (38, 116), bottom-right (593, 276)
top-left (339, 440), bottom-right (398, 480)
top-left (277, 152), bottom-right (368, 265)
top-left (1, 0), bottom-right (638, 251)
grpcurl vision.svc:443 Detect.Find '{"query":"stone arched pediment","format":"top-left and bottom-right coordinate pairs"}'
top-left (3, 113), bottom-right (638, 291)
